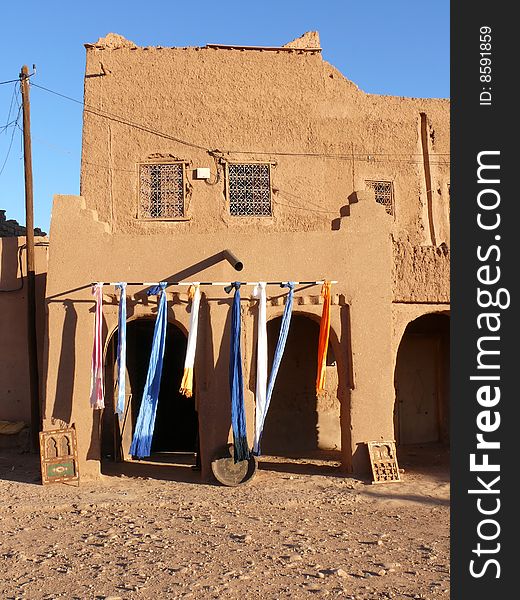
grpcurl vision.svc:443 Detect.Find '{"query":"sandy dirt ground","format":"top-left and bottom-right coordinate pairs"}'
top-left (0, 446), bottom-right (449, 600)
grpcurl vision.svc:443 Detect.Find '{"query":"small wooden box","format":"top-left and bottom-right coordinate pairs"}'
top-left (39, 427), bottom-right (80, 485)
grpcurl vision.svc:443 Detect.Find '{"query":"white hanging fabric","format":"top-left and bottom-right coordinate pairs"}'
top-left (90, 283), bottom-right (105, 409)
top-left (179, 284), bottom-right (201, 397)
top-left (252, 282), bottom-right (267, 454)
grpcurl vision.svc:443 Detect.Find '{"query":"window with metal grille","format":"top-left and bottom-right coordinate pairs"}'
top-left (227, 163), bottom-right (272, 216)
top-left (365, 180), bottom-right (394, 216)
top-left (139, 163), bottom-right (185, 219)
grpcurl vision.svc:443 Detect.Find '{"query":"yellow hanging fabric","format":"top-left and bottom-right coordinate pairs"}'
top-left (316, 281), bottom-right (332, 394)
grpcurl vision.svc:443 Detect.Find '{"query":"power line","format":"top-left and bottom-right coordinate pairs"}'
top-left (31, 82), bottom-right (82, 105)
top-left (0, 71), bottom-right (35, 86)
top-left (275, 188), bottom-right (338, 215)
top-left (3, 82), bottom-right (18, 129)
top-left (31, 82), bottom-right (450, 164)
top-left (0, 118), bottom-right (19, 134)
top-left (31, 82), bottom-right (209, 152)
top-left (0, 106), bottom-right (21, 178)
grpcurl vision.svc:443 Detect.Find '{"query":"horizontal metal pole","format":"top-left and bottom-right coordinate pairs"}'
top-left (91, 280), bottom-right (338, 287)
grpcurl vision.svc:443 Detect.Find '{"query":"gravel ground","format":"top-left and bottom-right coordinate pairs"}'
top-left (0, 446), bottom-right (449, 600)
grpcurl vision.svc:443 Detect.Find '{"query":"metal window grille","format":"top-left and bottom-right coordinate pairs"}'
top-left (365, 180), bottom-right (394, 216)
top-left (139, 163), bottom-right (185, 219)
top-left (228, 163), bottom-right (272, 216)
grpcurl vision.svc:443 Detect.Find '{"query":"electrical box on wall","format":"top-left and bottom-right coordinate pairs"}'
top-left (194, 168), bottom-right (211, 180)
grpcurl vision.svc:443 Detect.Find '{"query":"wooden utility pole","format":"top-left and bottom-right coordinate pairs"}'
top-left (19, 65), bottom-right (40, 451)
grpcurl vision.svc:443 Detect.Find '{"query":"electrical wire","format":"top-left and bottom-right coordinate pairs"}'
top-left (275, 188), bottom-right (338, 215)
top-left (3, 82), bottom-right (18, 131)
top-left (30, 82), bottom-right (450, 165)
top-left (1, 71), bottom-right (34, 86)
top-left (31, 82), bottom-right (209, 152)
top-left (0, 117), bottom-right (19, 134)
top-left (0, 75), bottom-right (449, 238)
top-left (0, 106), bottom-right (21, 178)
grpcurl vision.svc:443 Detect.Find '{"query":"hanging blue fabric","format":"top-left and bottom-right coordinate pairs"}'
top-left (115, 283), bottom-right (127, 416)
top-left (228, 282), bottom-right (250, 463)
top-left (130, 283), bottom-right (168, 458)
top-left (256, 281), bottom-right (295, 455)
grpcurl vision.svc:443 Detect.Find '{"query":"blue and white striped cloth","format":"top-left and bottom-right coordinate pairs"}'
top-left (254, 282), bottom-right (295, 455)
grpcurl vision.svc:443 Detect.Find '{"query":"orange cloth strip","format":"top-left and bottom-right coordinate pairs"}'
top-left (316, 282), bottom-right (331, 394)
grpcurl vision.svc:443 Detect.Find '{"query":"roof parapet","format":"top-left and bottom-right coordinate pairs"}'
top-left (205, 43), bottom-right (321, 53)
top-left (85, 31), bottom-right (322, 53)
top-left (85, 33), bottom-right (137, 49)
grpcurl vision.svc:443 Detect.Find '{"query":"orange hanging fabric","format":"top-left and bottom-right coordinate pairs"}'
top-left (316, 281), bottom-right (332, 394)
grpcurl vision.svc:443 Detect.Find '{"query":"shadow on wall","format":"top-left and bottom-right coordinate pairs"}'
top-left (44, 294), bottom-right (100, 458)
top-left (166, 251), bottom-right (243, 282)
top-left (193, 295), bottom-right (214, 472)
top-left (394, 313), bottom-right (450, 447)
top-left (331, 203), bottom-right (351, 231)
top-left (210, 300), bottom-right (234, 459)
top-left (0, 239), bottom-right (48, 425)
top-left (261, 314), bottom-right (320, 456)
top-left (338, 304), bottom-right (353, 470)
top-left (39, 254), bottom-right (241, 472)
top-left (100, 318), bottom-right (196, 460)
top-left (51, 301), bottom-right (77, 424)
top-left (253, 306), bottom-right (353, 471)
top-left (87, 305), bottom-right (111, 461)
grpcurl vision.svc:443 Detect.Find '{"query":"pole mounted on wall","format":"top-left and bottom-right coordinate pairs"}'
top-left (20, 64), bottom-right (41, 452)
top-left (222, 249), bottom-right (243, 271)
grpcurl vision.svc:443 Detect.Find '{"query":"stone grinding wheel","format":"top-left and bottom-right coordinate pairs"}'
top-left (211, 443), bottom-right (257, 487)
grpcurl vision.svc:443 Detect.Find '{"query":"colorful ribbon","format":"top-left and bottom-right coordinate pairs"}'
top-left (115, 283), bottom-right (127, 416)
top-left (90, 283), bottom-right (104, 410)
top-left (255, 281), bottom-right (295, 455)
top-left (179, 284), bottom-right (201, 397)
top-left (228, 282), bottom-right (250, 462)
top-left (316, 281), bottom-right (332, 394)
top-left (130, 283), bottom-right (168, 458)
top-left (252, 283), bottom-right (267, 455)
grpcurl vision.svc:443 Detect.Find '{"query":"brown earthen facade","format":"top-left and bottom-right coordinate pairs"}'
top-left (3, 32), bottom-right (450, 480)
top-left (0, 231), bottom-right (48, 425)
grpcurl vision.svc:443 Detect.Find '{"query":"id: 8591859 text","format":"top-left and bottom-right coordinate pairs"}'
top-left (480, 26), bottom-right (492, 106)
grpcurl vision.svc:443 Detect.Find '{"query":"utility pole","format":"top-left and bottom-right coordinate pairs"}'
top-left (19, 65), bottom-right (40, 452)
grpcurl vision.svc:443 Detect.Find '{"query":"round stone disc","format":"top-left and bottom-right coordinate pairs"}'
top-left (211, 444), bottom-right (257, 487)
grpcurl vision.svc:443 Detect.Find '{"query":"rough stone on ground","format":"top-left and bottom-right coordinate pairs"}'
top-left (0, 450), bottom-right (450, 599)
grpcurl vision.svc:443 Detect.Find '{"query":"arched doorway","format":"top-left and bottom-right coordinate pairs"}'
top-left (260, 314), bottom-right (341, 458)
top-left (394, 313), bottom-right (450, 446)
top-left (102, 318), bottom-right (198, 462)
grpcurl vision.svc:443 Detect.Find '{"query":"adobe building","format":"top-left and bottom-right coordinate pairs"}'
top-left (39, 32), bottom-right (450, 481)
top-left (0, 211), bottom-right (48, 442)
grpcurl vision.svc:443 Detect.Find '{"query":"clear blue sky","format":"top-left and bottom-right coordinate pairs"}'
top-left (0, 0), bottom-right (449, 233)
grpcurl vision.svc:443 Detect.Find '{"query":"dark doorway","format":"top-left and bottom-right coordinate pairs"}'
top-left (261, 314), bottom-right (325, 457)
top-left (394, 313), bottom-right (450, 446)
top-left (102, 319), bottom-right (198, 461)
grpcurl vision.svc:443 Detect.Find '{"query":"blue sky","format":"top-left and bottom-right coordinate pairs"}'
top-left (0, 0), bottom-right (449, 233)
